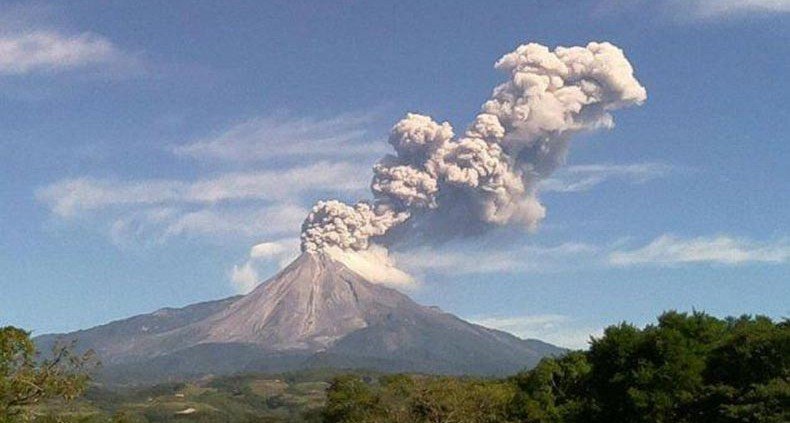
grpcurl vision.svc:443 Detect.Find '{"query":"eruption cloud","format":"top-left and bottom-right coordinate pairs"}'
top-left (301, 41), bottom-right (646, 255)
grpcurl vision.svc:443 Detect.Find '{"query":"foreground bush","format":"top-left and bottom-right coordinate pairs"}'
top-left (0, 326), bottom-right (96, 421)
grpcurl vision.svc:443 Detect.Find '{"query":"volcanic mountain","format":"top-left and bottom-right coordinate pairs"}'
top-left (36, 252), bottom-right (563, 385)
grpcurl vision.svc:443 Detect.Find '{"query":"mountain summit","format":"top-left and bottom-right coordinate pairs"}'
top-left (195, 252), bottom-right (413, 350)
top-left (37, 252), bottom-right (563, 385)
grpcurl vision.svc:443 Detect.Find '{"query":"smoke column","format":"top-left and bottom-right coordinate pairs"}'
top-left (301, 41), bottom-right (646, 256)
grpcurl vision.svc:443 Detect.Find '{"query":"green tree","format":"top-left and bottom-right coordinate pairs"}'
top-left (696, 316), bottom-right (790, 422)
top-left (321, 374), bottom-right (515, 423)
top-left (410, 377), bottom-right (515, 423)
top-left (509, 351), bottom-right (592, 422)
top-left (322, 375), bottom-right (384, 423)
top-left (0, 326), bottom-right (96, 421)
top-left (319, 312), bottom-right (788, 423)
top-left (585, 311), bottom-right (727, 422)
top-left (508, 312), bottom-right (788, 423)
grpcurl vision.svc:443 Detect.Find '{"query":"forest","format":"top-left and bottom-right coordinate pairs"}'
top-left (323, 311), bottom-right (789, 423)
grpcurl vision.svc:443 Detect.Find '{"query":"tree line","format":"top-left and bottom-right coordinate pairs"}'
top-left (323, 312), bottom-right (788, 423)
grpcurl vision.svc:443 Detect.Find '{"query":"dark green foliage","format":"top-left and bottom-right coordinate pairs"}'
top-left (322, 373), bottom-right (516, 423)
top-left (322, 311), bottom-right (788, 423)
top-left (704, 317), bottom-right (788, 389)
top-left (509, 351), bottom-right (591, 422)
top-left (322, 375), bottom-right (384, 422)
top-left (584, 312), bottom-right (719, 421)
top-left (509, 311), bottom-right (789, 423)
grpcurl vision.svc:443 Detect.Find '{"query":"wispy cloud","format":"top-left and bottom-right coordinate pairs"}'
top-left (610, 235), bottom-right (790, 266)
top-left (173, 112), bottom-right (387, 162)
top-left (38, 160), bottom-right (371, 245)
top-left (682, 0), bottom-right (790, 19)
top-left (37, 108), bottom-right (387, 249)
top-left (231, 238), bottom-right (300, 293)
top-left (395, 242), bottom-right (599, 276)
top-left (161, 205), bottom-right (307, 239)
top-left (106, 204), bottom-right (306, 246)
top-left (0, 3), bottom-right (141, 77)
top-left (595, 0), bottom-right (790, 22)
top-left (396, 233), bottom-right (788, 277)
top-left (471, 314), bottom-right (603, 350)
top-left (0, 31), bottom-right (112, 74)
top-left (37, 161), bottom-right (369, 218)
top-left (541, 163), bottom-right (673, 193)
top-left (250, 240), bottom-right (299, 260)
top-left (0, 30), bottom-right (139, 76)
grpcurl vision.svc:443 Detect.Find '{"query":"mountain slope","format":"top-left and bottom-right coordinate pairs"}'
top-left (35, 295), bottom-right (241, 365)
top-left (36, 252), bottom-right (564, 384)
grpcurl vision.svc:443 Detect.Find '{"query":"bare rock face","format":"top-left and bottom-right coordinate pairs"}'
top-left (197, 252), bottom-right (406, 350)
top-left (36, 252), bottom-right (564, 384)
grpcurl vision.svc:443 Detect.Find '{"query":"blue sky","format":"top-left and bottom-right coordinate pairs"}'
top-left (1, 0), bottom-right (788, 349)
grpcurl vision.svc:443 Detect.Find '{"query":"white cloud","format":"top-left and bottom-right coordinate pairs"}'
top-left (0, 30), bottom-right (137, 75)
top-left (251, 240), bottom-right (293, 259)
top-left (609, 235), bottom-right (790, 266)
top-left (106, 204), bottom-right (306, 246)
top-left (683, 0), bottom-right (790, 19)
top-left (396, 242), bottom-right (599, 276)
top-left (37, 161), bottom-right (369, 218)
top-left (471, 314), bottom-right (603, 350)
top-left (37, 109), bottom-right (388, 251)
top-left (541, 163), bottom-right (672, 193)
top-left (397, 234), bottom-right (789, 277)
top-left (162, 205), bottom-right (306, 239)
top-left (230, 238), bottom-right (301, 293)
top-left (474, 314), bottom-right (571, 331)
top-left (173, 112), bottom-right (387, 162)
top-left (595, 0), bottom-right (790, 22)
top-left (249, 238), bottom-right (301, 266)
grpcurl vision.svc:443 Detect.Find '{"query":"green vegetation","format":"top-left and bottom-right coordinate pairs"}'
top-left (0, 326), bottom-right (96, 421)
top-left (323, 374), bottom-right (515, 423)
top-left (324, 312), bottom-right (789, 423)
top-left (23, 369), bottom-right (351, 422)
top-left (4, 311), bottom-right (786, 422)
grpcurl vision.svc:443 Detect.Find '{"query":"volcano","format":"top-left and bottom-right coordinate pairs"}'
top-left (36, 252), bottom-right (563, 385)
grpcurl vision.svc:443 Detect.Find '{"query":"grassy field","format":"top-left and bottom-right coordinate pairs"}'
top-left (32, 369), bottom-right (361, 422)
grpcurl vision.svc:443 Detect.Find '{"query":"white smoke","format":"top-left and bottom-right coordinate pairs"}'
top-left (325, 244), bottom-right (416, 288)
top-left (299, 41), bottom-right (646, 255)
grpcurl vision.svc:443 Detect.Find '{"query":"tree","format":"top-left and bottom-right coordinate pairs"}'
top-left (322, 375), bottom-right (384, 423)
top-left (585, 311), bottom-right (727, 423)
top-left (319, 312), bottom-right (788, 423)
top-left (410, 377), bottom-right (515, 423)
top-left (322, 374), bottom-right (516, 423)
top-left (508, 312), bottom-right (788, 423)
top-left (0, 326), bottom-right (96, 421)
top-left (509, 351), bottom-right (592, 422)
top-left (697, 316), bottom-right (790, 422)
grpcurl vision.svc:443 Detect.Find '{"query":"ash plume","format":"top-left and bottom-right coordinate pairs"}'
top-left (301, 41), bottom-right (646, 256)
